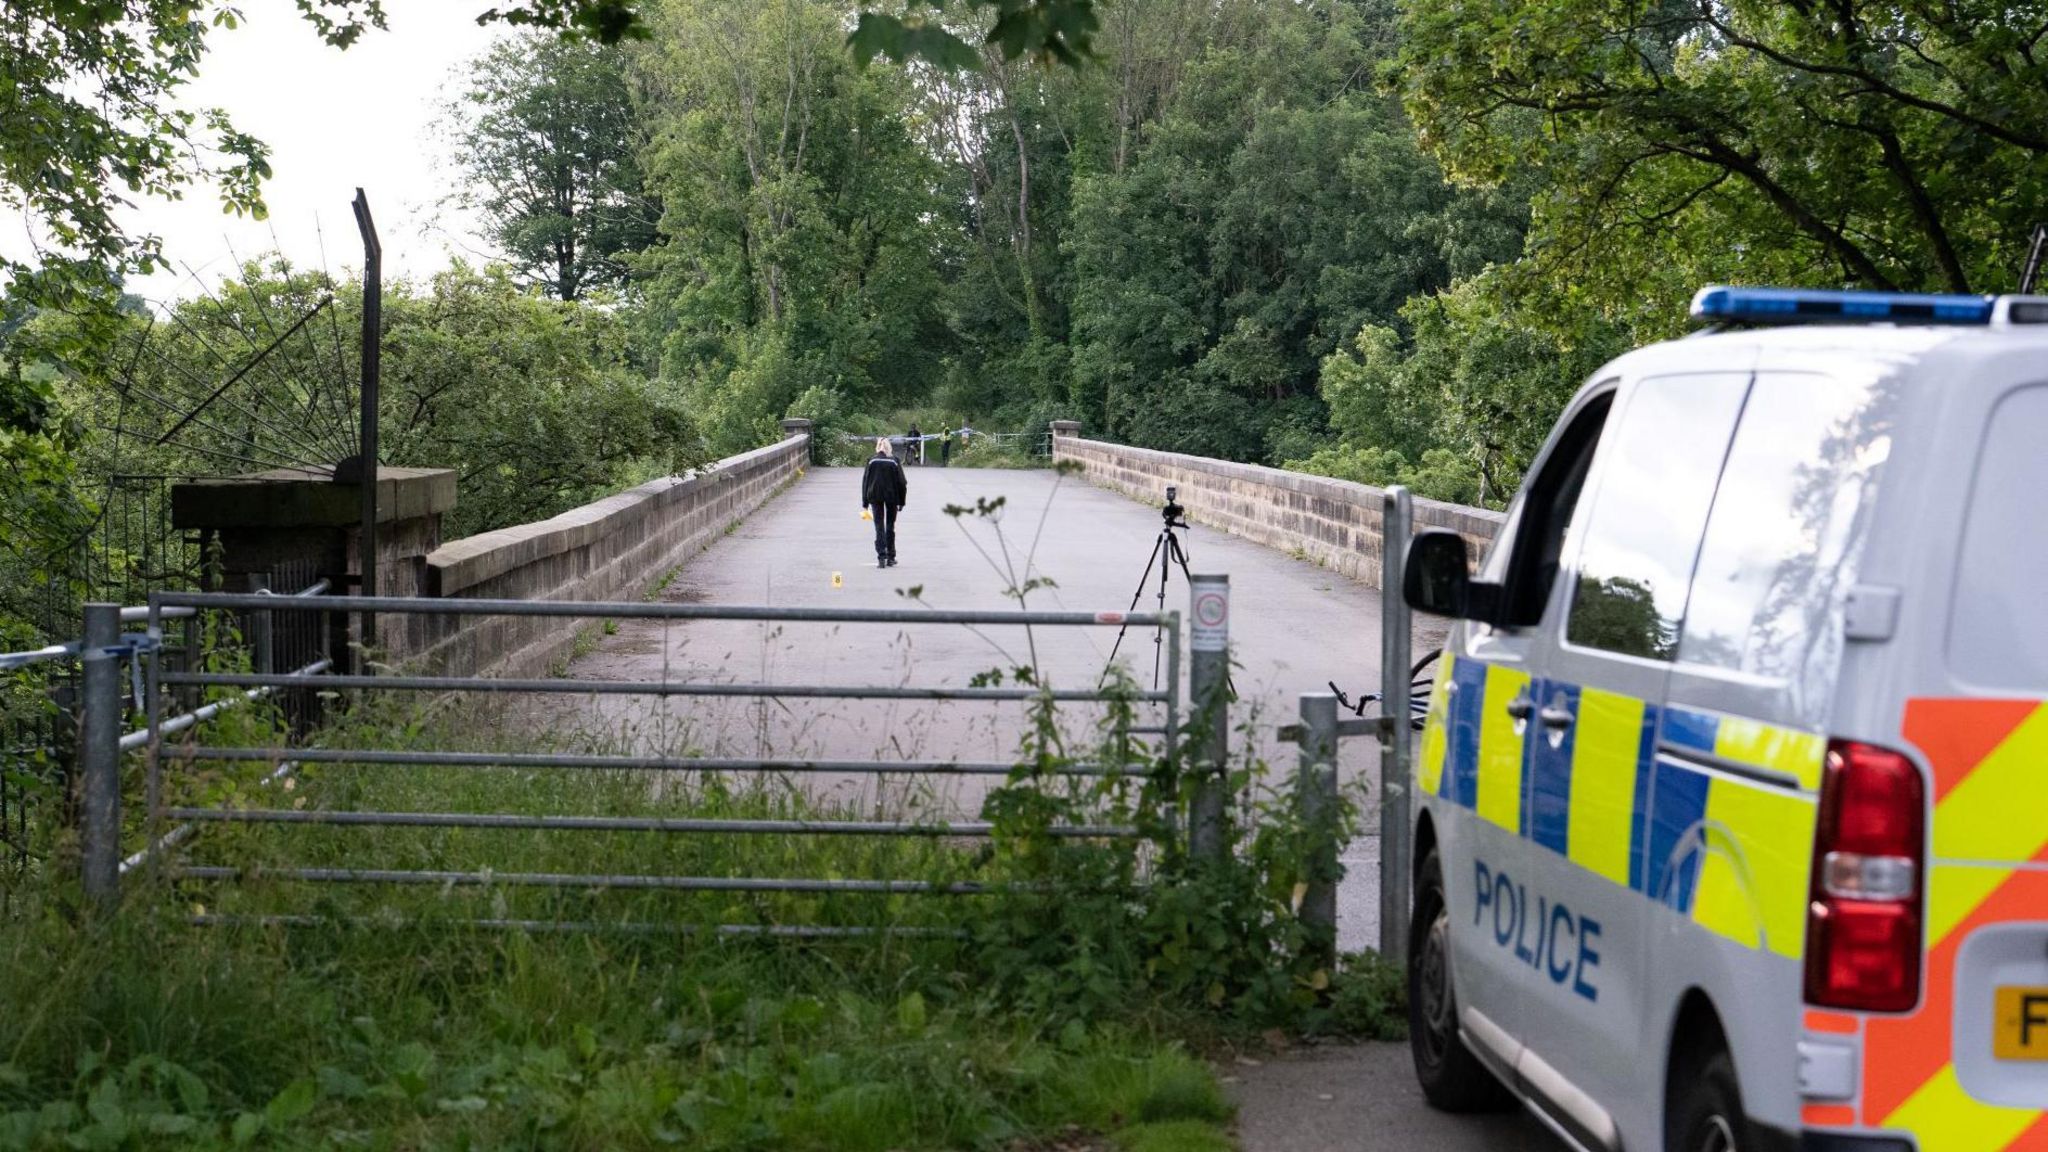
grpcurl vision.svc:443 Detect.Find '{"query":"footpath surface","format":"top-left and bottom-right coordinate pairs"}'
top-left (1226, 1044), bottom-right (1561, 1151)
top-left (563, 464), bottom-right (1406, 949)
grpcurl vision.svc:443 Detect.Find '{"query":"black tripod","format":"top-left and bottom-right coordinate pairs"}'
top-left (1103, 490), bottom-right (1195, 691)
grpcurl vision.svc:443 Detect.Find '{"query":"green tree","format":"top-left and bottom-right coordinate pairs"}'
top-left (1287, 270), bottom-right (1627, 506)
top-left (80, 261), bottom-right (695, 538)
top-left (1395, 0), bottom-right (2048, 309)
top-left (0, 355), bottom-right (92, 647)
top-left (850, 0), bottom-right (1101, 69)
top-left (375, 266), bottom-right (695, 534)
top-left (632, 0), bottom-right (954, 453)
top-left (447, 34), bottom-right (659, 301)
top-left (0, 0), bottom-right (664, 632)
top-left (0, 1), bottom-right (657, 349)
top-left (914, 21), bottom-right (1097, 428)
top-left (0, 0), bottom-right (270, 360)
top-left (1065, 0), bottom-right (1521, 462)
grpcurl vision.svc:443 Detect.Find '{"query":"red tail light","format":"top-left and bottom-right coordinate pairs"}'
top-left (1805, 740), bottom-right (1925, 1012)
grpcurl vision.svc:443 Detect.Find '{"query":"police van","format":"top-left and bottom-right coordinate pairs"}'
top-left (1397, 286), bottom-right (2048, 1152)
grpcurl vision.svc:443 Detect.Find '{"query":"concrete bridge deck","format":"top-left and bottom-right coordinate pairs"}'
top-left (558, 464), bottom-right (1406, 949)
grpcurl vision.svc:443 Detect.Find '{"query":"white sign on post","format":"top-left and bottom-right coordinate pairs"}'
top-left (1191, 586), bottom-right (1229, 652)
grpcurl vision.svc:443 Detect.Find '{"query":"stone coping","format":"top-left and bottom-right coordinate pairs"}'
top-left (425, 437), bottom-right (804, 596)
top-left (171, 465), bottom-right (458, 530)
top-left (1057, 435), bottom-right (1505, 536)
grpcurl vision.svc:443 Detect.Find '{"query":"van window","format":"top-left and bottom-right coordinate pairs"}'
top-left (1496, 391), bottom-right (1612, 627)
top-left (1677, 373), bottom-right (1887, 700)
top-left (1950, 384), bottom-right (2048, 692)
top-left (1564, 374), bottom-right (1747, 660)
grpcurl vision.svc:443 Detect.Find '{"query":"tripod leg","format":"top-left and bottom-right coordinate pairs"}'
top-left (1151, 532), bottom-right (1174, 690)
top-left (1101, 531), bottom-right (1168, 684)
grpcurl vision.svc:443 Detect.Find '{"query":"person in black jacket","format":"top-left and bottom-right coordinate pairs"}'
top-left (861, 438), bottom-right (907, 567)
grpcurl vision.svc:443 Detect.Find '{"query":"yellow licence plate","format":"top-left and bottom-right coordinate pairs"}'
top-left (1995, 987), bottom-right (2048, 1061)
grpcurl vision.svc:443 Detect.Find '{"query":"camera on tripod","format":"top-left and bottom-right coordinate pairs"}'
top-left (1162, 485), bottom-right (1188, 529)
top-left (1102, 483), bottom-right (1196, 690)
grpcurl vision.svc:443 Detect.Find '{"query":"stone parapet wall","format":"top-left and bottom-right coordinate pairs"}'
top-left (412, 435), bottom-right (809, 677)
top-left (1051, 431), bottom-right (1502, 589)
top-left (173, 465), bottom-right (460, 675)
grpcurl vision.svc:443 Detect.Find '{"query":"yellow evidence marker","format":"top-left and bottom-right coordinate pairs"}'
top-left (832, 572), bottom-right (844, 588)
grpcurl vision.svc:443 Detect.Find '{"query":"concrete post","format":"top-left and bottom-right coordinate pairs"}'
top-left (78, 603), bottom-right (122, 908)
top-left (1297, 691), bottom-right (1340, 962)
top-left (1187, 573), bottom-right (1230, 863)
top-left (1379, 485), bottom-right (1414, 964)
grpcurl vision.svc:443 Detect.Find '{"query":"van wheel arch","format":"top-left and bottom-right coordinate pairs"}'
top-left (1666, 989), bottom-right (1728, 1089)
top-left (1665, 990), bottom-right (1746, 1152)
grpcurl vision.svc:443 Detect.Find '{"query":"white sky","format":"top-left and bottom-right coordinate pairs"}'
top-left (14, 1), bottom-right (507, 304)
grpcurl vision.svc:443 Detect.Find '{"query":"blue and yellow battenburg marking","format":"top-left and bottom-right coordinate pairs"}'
top-left (1417, 662), bottom-right (1822, 961)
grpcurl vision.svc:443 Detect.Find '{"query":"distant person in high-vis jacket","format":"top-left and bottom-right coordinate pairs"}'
top-left (861, 438), bottom-right (907, 567)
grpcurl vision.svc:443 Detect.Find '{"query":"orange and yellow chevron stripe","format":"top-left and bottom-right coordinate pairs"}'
top-left (1863, 699), bottom-right (2048, 1151)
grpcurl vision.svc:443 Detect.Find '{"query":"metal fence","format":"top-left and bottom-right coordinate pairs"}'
top-left (1, 566), bottom-right (329, 911)
top-left (0, 537), bottom-right (1452, 968)
top-left (2, 474), bottom-right (200, 896)
top-left (102, 591), bottom-right (1198, 933)
top-left (2, 604), bottom-right (184, 903)
top-left (839, 430), bottom-right (1054, 463)
top-left (0, 651), bottom-right (78, 904)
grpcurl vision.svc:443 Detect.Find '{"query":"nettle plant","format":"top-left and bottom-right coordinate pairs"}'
top-left (920, 473), bottom-right (1397, 1037)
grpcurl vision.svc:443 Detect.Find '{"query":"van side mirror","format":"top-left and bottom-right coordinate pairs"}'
top-left (1403, 530), bottom-right (1501, 623)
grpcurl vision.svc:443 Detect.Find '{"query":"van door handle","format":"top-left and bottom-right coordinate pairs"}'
top-left (1505, 695), bottom-right (1534, 721)
top-left (1539, 706), bottom-right (1575, 731)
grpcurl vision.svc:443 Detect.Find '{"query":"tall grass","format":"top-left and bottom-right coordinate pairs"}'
top-left (1, 552), bottom-right (1404, 1148)
top-left (0, 904), bottom-right (1230, 1149)
top-left (1, 686), bottom-right (1244, 1151)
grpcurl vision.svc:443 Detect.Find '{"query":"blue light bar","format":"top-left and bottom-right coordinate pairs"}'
top-left (1690, 286), bottom-right (1994, 326)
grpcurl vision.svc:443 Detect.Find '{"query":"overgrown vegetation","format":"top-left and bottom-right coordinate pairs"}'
top-left (0, 261), bottom-right (698, 644)
top-left (0, 897), bottom-right (1242, 1150)
top-left (1, 595), bottom-right (1400, 1148)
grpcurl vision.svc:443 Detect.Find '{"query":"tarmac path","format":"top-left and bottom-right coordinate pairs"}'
top-left (559, 464), bottom-right (1419, 950)
top-left (556, 464), bottom-right (1559, 1151)
top-left (1225, 1043), bottom-right (1562, 1152)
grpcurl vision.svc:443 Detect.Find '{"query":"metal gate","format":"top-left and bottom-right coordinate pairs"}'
top-left (126, 592), bottom-right (1187, 934)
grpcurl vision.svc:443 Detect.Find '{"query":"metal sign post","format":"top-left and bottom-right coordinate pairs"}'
top-left (1188, 574), bottom-right (1229, 863)
top-left (352, 189), bottom-right (382, 649)
top-left (1379, 486), bottom-right (1413, 964)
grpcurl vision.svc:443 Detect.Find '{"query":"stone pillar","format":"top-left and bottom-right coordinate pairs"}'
top-left (1050, 419), bottom-right (1082, 439)
top-left (780, 418), bottom-right (815, 464)
top-left (172, 466), bottom-right (457, 668)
